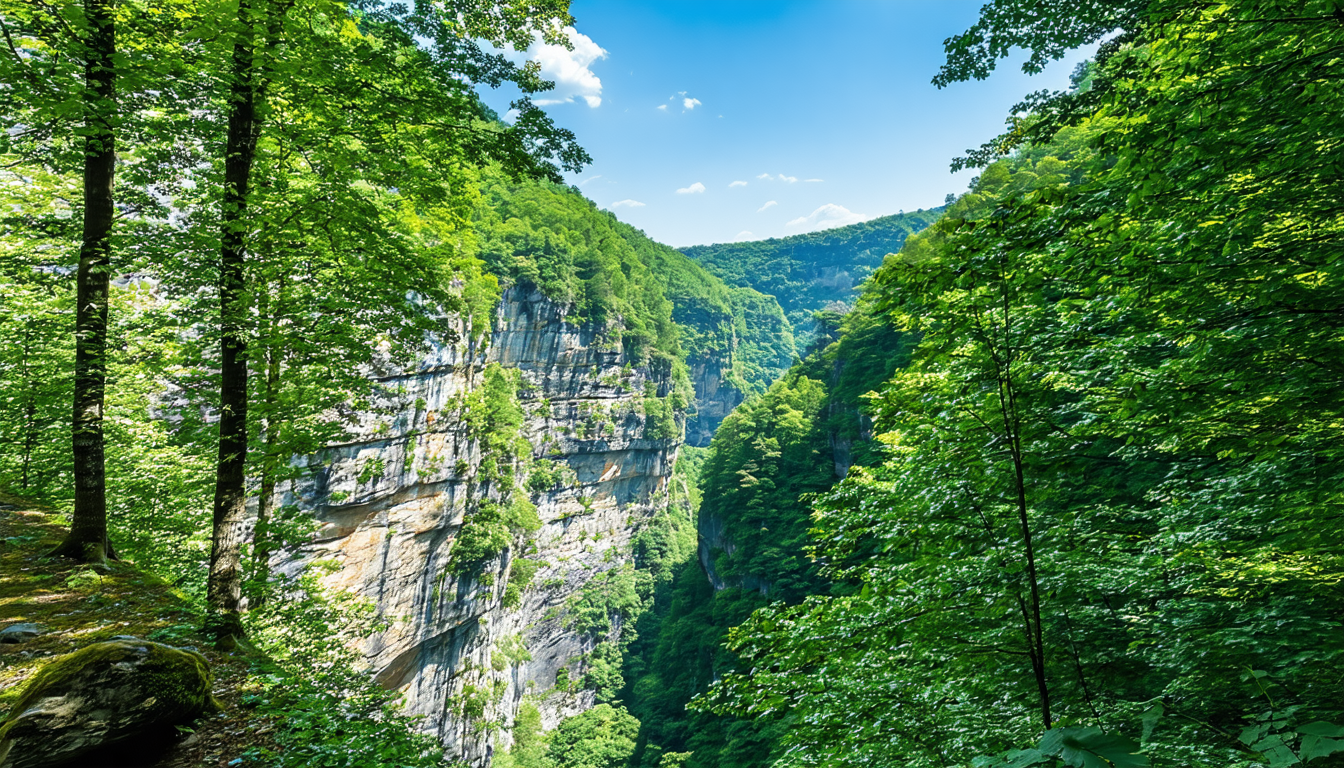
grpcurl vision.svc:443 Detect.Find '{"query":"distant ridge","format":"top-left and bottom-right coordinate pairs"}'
top-left (680, 207), bottom-right (943, 328)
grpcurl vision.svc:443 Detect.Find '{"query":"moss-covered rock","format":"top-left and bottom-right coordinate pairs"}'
top-left (0, 638), bottom-right (216, 768)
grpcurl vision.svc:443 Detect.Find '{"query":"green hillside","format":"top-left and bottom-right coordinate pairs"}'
top-left (472, 171), bottom-right (797, 436)
top-left (679, 209), bottom-right (942, 329)
top-left (616, 295), bottom-right (916, 768)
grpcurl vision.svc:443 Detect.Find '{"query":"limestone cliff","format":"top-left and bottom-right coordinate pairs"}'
top-left (273, 285), bottom-right (681, 765)
top-left (683, 349), bottom-right (744, 448)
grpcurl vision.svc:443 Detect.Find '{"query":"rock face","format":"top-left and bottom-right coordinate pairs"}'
top-left (0, 639), bottom-right (214, 768)
top-left (684, 350), bottom-right (744, 448)
top-left (274, 285), bottom-right (682, 766)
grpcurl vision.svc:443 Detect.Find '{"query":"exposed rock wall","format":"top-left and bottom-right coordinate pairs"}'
top-left (684, 350), bottom-right (744, 448)
top-left (273, 286), bottom-right (681, 765)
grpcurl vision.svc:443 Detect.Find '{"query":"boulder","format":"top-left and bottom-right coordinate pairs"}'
top-left (0, 638), bottom-right (216, 768)
top-left (0, 625), bottom-right (46, 645)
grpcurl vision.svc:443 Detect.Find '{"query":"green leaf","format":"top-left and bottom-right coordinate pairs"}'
top-left (1261, 743), bottom-right (1301, 768)
top-left (1140, 702), bottom-right (1163, 745)
top-left (1299, 735), bottom-right (1344, 764)
top-left (1297, 722), bottom-right (1344, 738)
top-left (1242, 724), bottom-right (1270, 746)
top-left (1051, 728), bottom-right (1149, 768)
top-left (1005, 749), bottom-right (1051, 767)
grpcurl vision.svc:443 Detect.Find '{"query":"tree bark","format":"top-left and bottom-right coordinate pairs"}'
top-left (247, 320), bottom-right (282, 608)
top-left (22, 376), bottom-right (36, 490)
top-left (996, 278), bottom-right (1051, 730)
top-left (51, 0), bottom-right (116, 564)
top-left (19, 328), bottom-right (36, 490)
top-left (207, 0), bottom-right (261, 645)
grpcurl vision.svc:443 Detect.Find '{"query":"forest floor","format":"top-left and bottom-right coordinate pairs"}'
top-left (0, 491), bottom-right (270, 767)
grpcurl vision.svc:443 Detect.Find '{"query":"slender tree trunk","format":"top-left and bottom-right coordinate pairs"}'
top-left (995, 278), bottom-right (1051, 730)
top-left (207, 0), bottom-right (261, 645)
top-left (19, 329), bottom-right (36, 490)
top-left (51, 0), bottom-right (116, 563)
top-left (248, 308), bottom-right (282, 608)
top-left (1012, 437), bottom-right (1051, 730)
top-left (22, 378), bottom-right (36, 490)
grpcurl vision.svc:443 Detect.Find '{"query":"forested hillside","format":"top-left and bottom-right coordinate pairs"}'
top-left (680, 209), bottom-right (941, 331)
top-left (611, 298), bottom-right (918, 768)
top-left (470, 171), bottom-right (795, 443)
top-left (695, 3), bottom-right (1344, 767)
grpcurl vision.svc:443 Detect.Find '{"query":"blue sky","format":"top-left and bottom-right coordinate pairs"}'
top-left (479, 1), bottom-right (1092, 248)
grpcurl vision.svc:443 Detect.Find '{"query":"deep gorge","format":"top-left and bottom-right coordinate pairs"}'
top-left (3, 3), bottom-right (1342, 767)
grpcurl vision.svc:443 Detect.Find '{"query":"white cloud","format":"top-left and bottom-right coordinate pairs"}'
top-left (676, 182), bottom-right (706, 195)
top-left (509, 28), bottom-right (607, 108)
top-left (663, 93), bottom-right (701, 112)
top-left (734, 231), bottom-right (754, 241)
top-left (729, 180), bottom-right (748, 188)
top-left (756, 173), bottom-right (772, 180)
top-left (657, 104), bottom-right (668, 111)
top-left (786, 203), bottom-right (872, 233)
top-left (757, 200), bottom-right (777, 212)
top-left (756, 173), bottom-right (798, 183)
top-left (609, 199), bottom-right (645, 208)
top-left (805, 178), bottom-right (824, 183)
top-left (578, 175), bottom-right (602, 187)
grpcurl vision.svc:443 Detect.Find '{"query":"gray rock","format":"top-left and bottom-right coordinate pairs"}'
top-left (0, 638), bottom-right (216, 768)
top-left (268, 286), bottom-right (685, 766)
top-left (0, 624), bottom-right (46, 645)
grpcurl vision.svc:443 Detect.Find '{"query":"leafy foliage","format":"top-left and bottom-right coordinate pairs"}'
top-left (566, 564), bottom-right (645, 640)
top-left (473, 171), bottom-right (683, 364)
top-left (241, 562), bottom-right (446, 767)
top-left (496, 701), bottom-right (550, 768)
top-left (448, 363), bottom-right (543, 576)
top-left (614, 298), bottom-right (918, 768)
top-left (695, 4), bottom-right (1344, 767)
top-left (547, 703), bottom-right (641, 768)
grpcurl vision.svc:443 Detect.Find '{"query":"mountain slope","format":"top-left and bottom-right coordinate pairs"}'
top-left (616, 296), bottom-right (917, 768)
top-left (472, 171), bottom-right (796, 446)
top-left (680, 209), bottom-right (942, 329)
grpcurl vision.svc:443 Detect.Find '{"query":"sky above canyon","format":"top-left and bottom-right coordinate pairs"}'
top-left (479, 0), bottom-right (1094, 248)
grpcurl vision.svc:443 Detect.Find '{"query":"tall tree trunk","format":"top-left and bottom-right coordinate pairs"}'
top-left (996, 279), bottom-right (1051, 730)
top-left (22, 377), bottom-right (36, 490)
top-left (247, 286), bottom-right (282, 608)
top-left (51, 0), bottom-right (116, 563)
top-left (19, 328), bottom-right (36, 490)
top-left (207, 0), bottom-right (261, 646)
top-left (1012, 435), bottom-right (1051, 730)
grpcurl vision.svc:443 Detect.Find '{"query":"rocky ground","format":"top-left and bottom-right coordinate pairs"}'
top-left (0, 492), bottom-right (266, 768)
